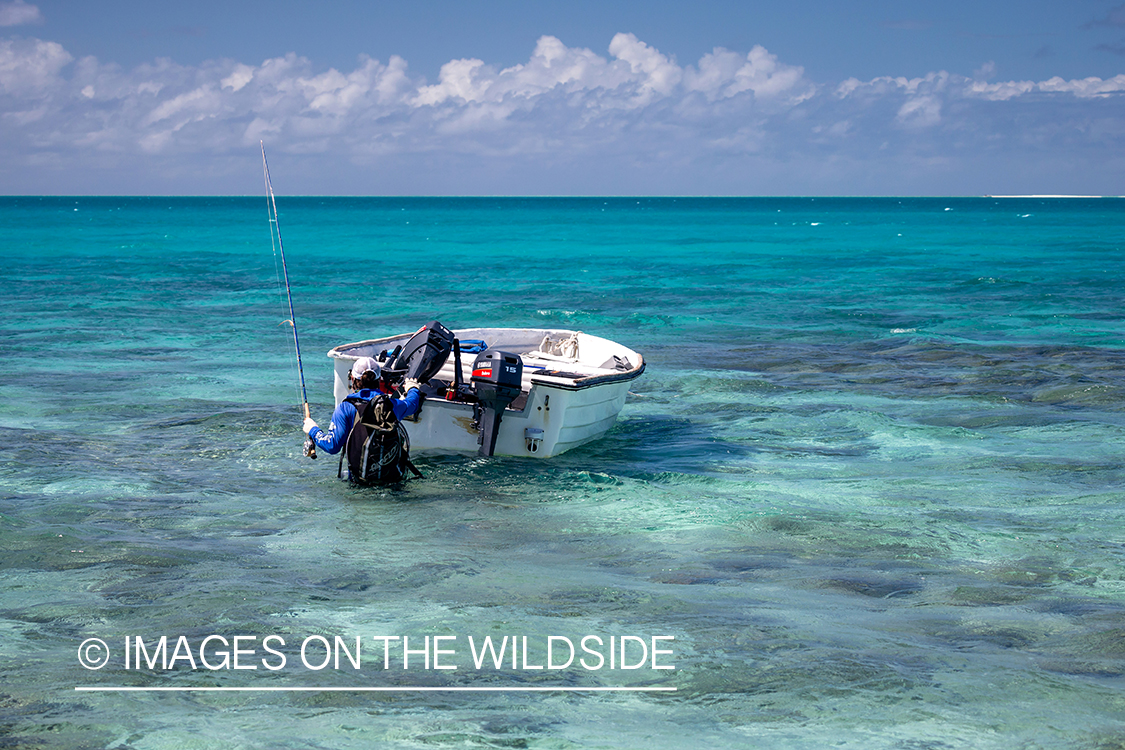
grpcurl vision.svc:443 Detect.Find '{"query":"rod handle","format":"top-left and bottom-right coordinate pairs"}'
top-left (302, 402), bottom-right (316, 459)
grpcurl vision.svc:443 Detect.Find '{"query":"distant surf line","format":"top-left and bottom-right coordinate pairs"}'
top-left (75, 685), bottom-right (677, 693)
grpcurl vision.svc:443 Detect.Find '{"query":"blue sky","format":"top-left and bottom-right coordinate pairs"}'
top-left (2, 0), bottom-right (1124, 195)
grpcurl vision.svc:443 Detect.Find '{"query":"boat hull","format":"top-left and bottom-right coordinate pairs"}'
top-left (327, 328), bottom-right (644, 458)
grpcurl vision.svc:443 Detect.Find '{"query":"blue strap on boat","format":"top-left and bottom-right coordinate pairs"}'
top-left (459, 340), bottom-right (487, 354)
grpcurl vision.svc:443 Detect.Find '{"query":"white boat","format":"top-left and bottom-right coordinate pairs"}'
top-left (326, 326), bottom-right (645, 458)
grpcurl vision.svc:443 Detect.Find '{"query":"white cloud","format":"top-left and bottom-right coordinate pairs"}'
top-left (0, 30), bottom-right (1123, 193)
top-left (413, 35), bottom-right (634, 107)
top-left (300, 55), bottom-right (403, 115)
top-left (608, 32), bottom-right (682, 103)
top-left (415, 57), bottom-right (490, 105)
top-left (143, 84), bottom-right (221, 126)
top-left (513, 35), bottom-right (615, 92)
top-left (967, 79), bottom-right (1035, 101)
top-left (686, 45), bottom-right (812, 104)
top-left (839, 69), bottom-right (1125, 103)
top-left (221, 64), bottom-right (254, 92)
top-left (0, 0), bottom-right (41, 27)
top-left (1037, 74), bottom-right (1125, 97)
top-left (497, 36), bottom-right (629, 99)
top-left (0, 36), bottom-right (70, 96)
top-left (896, 94), bottom-right (942, 127)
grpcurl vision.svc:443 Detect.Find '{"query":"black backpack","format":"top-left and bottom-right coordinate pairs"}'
top-left (338, 394), bottom-right (422, 485)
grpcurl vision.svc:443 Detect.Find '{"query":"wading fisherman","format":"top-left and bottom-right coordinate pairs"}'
top-left (303, 357), bottom-right (422, 482)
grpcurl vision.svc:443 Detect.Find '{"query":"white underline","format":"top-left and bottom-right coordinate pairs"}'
top-left (75, 686), bottom-right (676, 693)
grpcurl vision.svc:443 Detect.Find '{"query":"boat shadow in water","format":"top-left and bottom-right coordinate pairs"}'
top-left (360, 412), bottom-right (756, 499)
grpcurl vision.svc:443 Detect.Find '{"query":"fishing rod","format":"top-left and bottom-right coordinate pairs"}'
top-left (262, 141), bottom-right (316, 460)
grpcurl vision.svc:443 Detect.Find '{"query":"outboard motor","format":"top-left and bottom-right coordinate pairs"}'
top-left (471, 350), bottom-right (523, 457)
top-left (388, 321), bottom-right (454, 383)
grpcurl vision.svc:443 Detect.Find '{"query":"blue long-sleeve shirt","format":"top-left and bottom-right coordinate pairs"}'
top-left (306, 388), bottom-right (422, 455)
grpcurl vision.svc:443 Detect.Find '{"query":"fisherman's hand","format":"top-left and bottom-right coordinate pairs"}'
top-left (303, 417), bottom-right (318, 435)
top-left (403, 378), bottom-right (421, 393)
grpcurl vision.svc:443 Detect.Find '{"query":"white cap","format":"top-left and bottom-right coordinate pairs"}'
top-left (351, 357), bottom-right (381, 380)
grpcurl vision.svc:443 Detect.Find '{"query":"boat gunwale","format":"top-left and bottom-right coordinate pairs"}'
top-left (327, 327), bottom-right (646, 390)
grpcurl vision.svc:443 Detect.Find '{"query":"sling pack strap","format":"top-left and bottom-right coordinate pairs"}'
top-left (338, 396), bottom-right (371, 481)
top-left (338, 416), bottom-right (357, 480)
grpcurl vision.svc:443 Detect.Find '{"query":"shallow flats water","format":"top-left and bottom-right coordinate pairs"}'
top-left (1, 196), bottom-right (1123, 748)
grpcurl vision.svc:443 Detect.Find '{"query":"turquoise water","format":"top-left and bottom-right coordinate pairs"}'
top-left (2, 196), bottom-right (1124, 748)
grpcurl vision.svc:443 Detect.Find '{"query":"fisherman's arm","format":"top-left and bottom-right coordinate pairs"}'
top-left (304, 402), bottom-right (353, 454)
top-left (393, 382), bottom-right (422, 420)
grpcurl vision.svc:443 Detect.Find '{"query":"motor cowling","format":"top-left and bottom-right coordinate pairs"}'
top-left (389, 321), bottom-right (454, 383)
top-left (471, 350), bottom-right (523, 456)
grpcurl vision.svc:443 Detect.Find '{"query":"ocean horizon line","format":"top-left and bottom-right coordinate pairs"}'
top-left (1, 193), bottom-right (1121, 200)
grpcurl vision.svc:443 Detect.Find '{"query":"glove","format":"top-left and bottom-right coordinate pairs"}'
top-left (403, 378), bottom-right (421, 393)
top-left (303, 417), bottom-right (318, 435)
